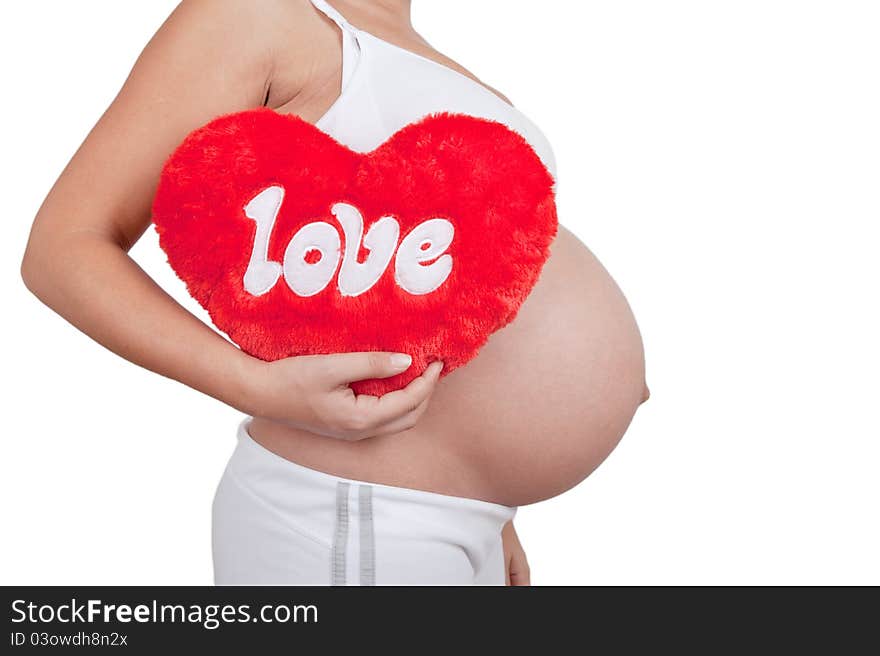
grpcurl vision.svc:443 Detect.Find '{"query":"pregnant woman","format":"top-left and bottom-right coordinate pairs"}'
top-left (21, 0), bottom-right (648, 585)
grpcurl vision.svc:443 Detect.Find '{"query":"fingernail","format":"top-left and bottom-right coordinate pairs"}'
top-left (391, 354), bottom-right (412, 369)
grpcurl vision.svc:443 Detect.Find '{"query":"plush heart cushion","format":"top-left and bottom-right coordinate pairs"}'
top-left (152, 108), bottom-right (557, 395)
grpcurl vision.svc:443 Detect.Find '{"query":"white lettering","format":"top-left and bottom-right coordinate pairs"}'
top-left (241, 189), bottom-right (454, 297)
top-left (394, 219), bottom-right (455, 295)
top-left (282, 222), bottom-right (341, 297)
top-left (333, 202), bottom-right (399, 297)
top-left (242, 186), bottom-right (284, 296)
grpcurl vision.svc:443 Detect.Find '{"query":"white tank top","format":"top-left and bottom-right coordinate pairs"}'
top-left (308, 0), bottom-right (558, 182)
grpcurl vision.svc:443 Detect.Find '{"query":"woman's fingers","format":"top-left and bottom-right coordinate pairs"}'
top-left (284, 354), bottom-right (443, 440)
top-left (503, 522), bottom-right (531, 586)
top-left (334, 361), bottom-right (443, 438)
top-left (508, 550), bottom-right (531, 586)
top-left (246, 353), bottom-right (443, 440)
top-left (316, 351), bottom-right (414, 386)
top-left (366, 391), bottom-right (434, 438)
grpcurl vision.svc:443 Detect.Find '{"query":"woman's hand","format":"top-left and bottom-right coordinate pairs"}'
top-left (502, 521), bottom-right (530, 586)
top-left (241, 353), bottom-right (444, 441)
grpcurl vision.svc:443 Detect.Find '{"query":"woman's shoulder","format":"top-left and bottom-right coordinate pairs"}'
top-left (156, 0), bottom-right (325, 104)
top-left (172, 0), bottom-right (318, 43)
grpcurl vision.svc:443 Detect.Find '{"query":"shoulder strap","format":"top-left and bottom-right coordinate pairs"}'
top-left (309, 0), bottom-right (356, 32)
top-left (308, 0), bottom-right (362, 101)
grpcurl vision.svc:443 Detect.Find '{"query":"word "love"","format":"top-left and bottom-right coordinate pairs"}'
top-left (242, 186), bottom-right (454, 298)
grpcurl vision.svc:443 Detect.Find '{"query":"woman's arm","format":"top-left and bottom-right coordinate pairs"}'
top-left (21, 0), bottom-right (441, 440)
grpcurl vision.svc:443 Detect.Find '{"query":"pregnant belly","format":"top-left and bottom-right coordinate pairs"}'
top-left (247, 226), bottom-right (646, 506)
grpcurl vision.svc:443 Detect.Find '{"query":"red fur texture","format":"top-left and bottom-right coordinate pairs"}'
top-left (152, 108), bottom-right (557, 395)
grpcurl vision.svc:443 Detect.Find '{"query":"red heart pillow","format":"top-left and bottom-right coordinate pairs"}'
top-left (152, 108), bottom-right (557, 395)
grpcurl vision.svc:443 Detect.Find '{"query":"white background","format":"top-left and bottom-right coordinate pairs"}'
top-left (1, 1), bottom-right (878, 585)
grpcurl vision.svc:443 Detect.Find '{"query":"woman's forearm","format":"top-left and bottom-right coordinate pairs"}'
top-left (21, 228), bottom-right (442, 440)
top-left (22, 231), bottom-right (256, 413)
top-left (16, 1), bottom-right (285, 417)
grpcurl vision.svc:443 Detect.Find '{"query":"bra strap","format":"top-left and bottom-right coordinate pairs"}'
top-left (309, 0), bottom-right (356, 32)
top-left (308, 0), bottom-right (362, 102)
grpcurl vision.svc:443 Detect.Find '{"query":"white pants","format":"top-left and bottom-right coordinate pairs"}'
top-left (212, 420), bottom-right (516, 585)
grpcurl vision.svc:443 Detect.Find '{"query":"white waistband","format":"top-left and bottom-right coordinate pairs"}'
top-left (234, 418), bottom-right (516, 520)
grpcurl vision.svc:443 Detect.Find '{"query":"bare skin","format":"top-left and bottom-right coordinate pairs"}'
top-left (21, 0), bottom-right (647, 584)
